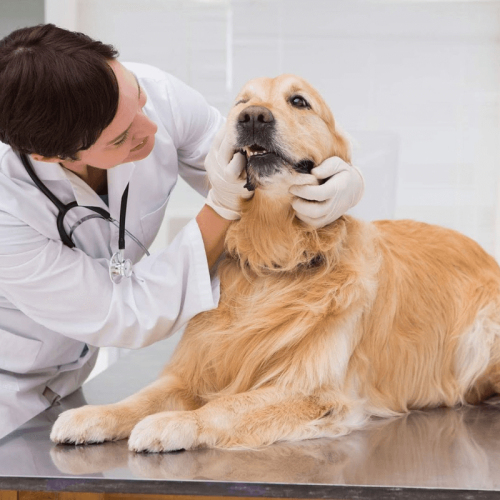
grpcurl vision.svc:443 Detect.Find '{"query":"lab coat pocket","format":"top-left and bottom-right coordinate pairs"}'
top-left (0, 329), bottom-right (42, 375)
top-left (139, 192), bottom-right (172, 249)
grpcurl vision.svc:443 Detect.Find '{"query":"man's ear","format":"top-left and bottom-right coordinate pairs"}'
top-left (30, 154), bottom-right (61, 163)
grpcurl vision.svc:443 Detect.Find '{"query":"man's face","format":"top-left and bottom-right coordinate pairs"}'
top-left (35, 59), bottom-right (158, 171)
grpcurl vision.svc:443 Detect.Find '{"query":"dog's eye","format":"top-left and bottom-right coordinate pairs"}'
top-left (290, 95), bottom-right (310, 109)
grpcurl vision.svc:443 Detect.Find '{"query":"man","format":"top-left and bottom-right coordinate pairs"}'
top-left (0, 24), bottom-right (364, 438)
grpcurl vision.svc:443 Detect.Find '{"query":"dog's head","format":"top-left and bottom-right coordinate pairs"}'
top-left (226, 74), bottom-right (351, 195)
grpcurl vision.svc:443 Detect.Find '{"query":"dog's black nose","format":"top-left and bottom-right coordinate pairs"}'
top-left (238, 106), bottom-right (274, 128)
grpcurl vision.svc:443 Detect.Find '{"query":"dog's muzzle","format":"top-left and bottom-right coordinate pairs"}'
top-left (236, 105), bottom-right (285, 190)
top-left (235, 105), bottom-right (316, 191)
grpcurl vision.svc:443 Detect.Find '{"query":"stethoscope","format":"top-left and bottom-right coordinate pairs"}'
top-left (18, 153), bottom-right (150, 284)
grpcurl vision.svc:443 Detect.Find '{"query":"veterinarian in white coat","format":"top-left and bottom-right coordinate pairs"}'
top-left (0, 25), bottom-right (364, 440)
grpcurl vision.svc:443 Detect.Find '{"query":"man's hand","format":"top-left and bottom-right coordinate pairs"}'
top-left (205, 127), bottom-right (254, 221)
top-left (288, 157), bottom-right (365, 229)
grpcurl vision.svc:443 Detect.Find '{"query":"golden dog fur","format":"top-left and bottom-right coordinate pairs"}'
top-left (51, 75), bottom-right (500, 452)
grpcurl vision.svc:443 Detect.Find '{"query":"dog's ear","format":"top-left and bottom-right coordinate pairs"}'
top-left (332, 125), bottom-right (352, 165)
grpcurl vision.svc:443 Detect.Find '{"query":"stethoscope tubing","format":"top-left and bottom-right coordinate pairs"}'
top-left (17, 153), bottom-right (150, 282)
top-left (66, 213), bottom-right (149, 256)
top-left (19, 152), bottom-right (124, 249)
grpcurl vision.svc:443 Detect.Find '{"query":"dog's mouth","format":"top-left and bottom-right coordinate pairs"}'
top-left (243, 144), bottom-right (267, 157)
top-left (237, 143), bottom-right (315, 191)
top-left (236, 142), bottom-right (280, 191)
top-left (240, 144), bottom-right (280, 161)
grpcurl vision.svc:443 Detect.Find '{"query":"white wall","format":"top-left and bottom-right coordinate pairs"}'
top-left (0, 0), bottom-right (44, 38)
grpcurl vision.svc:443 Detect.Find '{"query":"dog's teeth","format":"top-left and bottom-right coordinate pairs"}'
top-left (248, 150), bottom-right (268, 157)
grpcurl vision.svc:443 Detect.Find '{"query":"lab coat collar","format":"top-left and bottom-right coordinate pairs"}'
top-left (27, 155), bottom-right (67, 182)
top-left (26, 155), bottom-right (136, 214)
top-left (27, 155), bottom-right (103, 208)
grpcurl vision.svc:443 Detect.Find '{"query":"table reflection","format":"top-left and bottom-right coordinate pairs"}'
top-left (50, 399), bottom-right (500, 489)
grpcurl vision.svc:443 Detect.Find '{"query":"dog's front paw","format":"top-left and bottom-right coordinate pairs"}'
top-left (128, 411), bottom-right (199, 453)
top-left (50, 405), bottom-right (128, 445)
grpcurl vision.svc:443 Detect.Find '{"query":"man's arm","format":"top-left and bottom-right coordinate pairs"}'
top-left (196, 204), bottom-right (232, 271)
top-left (0, 210), bottom-right (219, 349)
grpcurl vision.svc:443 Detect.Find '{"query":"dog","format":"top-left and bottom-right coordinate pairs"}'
top-left (50, 74), bottom-right (500, 452)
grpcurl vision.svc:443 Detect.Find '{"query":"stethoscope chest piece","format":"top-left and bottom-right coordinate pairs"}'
top-left (109, 250), bottom-right (133, 284)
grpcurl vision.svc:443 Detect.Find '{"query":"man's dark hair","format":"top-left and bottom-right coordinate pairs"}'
top-left (0, 24), bottom-right (119, 160)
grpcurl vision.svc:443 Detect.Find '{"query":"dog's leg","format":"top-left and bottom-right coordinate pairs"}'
top-left (51, 373), bottom-right (198, 444)
top-left (128, 388), bottom-right (364, 452)
top-left (463, 321), bottom-right (500, 404)
top-left (464, 362), bottom-right (500, 404)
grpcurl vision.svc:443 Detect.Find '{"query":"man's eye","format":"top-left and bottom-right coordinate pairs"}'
top-left (114, 131), bottom-right (129, 147)
top-left (290, 95), bottom-right (310, 109)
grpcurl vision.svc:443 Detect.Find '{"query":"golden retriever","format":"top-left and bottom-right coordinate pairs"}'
top-left (50, 74), bottom-right (500, 452)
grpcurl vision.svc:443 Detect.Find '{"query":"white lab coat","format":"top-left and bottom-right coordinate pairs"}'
top-left (0, 62), bottom-right (224, 440)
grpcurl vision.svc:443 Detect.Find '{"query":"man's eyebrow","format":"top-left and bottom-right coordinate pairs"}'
top-left (106, 72), bottom-right (141, 145)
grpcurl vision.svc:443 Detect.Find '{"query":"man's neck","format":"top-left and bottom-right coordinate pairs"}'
top-left (59, 162), bottom-right (107, 195)
top-left (87, 166), bottom-right (108, 195)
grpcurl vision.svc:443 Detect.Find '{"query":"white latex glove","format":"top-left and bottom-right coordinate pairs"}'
top-left (288, 157), bottom-right (365, 229)
top-left (205, 127), bottom-right (254, 220)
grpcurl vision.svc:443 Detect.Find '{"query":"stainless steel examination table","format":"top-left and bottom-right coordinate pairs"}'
top-left (1, 330), bottom-right (500, 500)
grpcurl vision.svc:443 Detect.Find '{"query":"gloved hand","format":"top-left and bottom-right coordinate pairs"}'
top-left (205, 127), bottom-right (254, 220)
top-left (288, 156), bottom-right (365, 229)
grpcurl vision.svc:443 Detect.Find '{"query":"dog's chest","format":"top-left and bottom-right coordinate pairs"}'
top-left (213, 265), bottom-right (337, 347)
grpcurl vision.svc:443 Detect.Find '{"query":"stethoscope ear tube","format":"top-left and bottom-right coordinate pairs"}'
top-left (119, 184), bottom-right (129, 251)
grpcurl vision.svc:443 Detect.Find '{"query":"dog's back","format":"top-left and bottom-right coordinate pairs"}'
top-left (354, 219), bottom-right (500, 414)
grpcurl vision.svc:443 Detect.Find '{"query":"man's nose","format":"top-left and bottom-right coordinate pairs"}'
top-left (237, 106), bottom-right (275, 131)
top-left (136, 113), bottom-right (158, 137)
